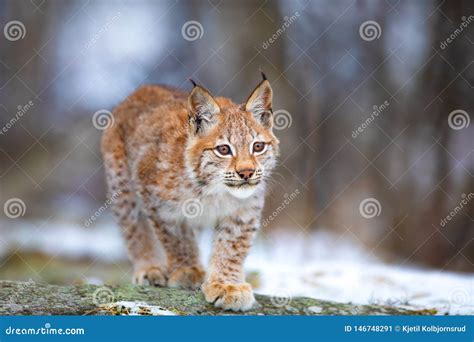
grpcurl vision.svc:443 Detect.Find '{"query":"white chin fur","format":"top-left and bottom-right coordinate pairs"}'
top-left (226, 185), bottom-right (257, 199)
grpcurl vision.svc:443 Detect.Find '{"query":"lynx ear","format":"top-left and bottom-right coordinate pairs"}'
top-left (245, 79), bottom-right (273, 129)
top-left (188, 85), bottom-right (220, 134)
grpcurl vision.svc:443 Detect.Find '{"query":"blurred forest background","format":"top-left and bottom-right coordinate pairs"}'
top-left (0, 0), bottom-right (472, 293)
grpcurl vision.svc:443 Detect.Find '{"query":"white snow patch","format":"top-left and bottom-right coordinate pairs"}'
top-left (106, 301), bottom-right (176, 316)
top-left (308, 306), bottom-right (323, 314)
top-left (243, 230), bottom-right (474, 315)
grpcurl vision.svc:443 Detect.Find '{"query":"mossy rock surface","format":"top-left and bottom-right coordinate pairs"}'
top-left (0, 281), bottom-right (436, 315)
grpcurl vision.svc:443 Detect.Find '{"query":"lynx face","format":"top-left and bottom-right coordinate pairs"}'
top-left (185, 79), bottom-right (279, 199)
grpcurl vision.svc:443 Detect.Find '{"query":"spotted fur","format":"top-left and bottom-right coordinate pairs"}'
top-left (101, 78), bottom-right (279, 311)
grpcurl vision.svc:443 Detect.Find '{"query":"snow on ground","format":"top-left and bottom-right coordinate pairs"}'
top-left (243, 231), bottom-right (474, 315)
top-left (0, 220), bottom-right (125, 262)
top-left (105, 301), bottom-right (177, 316)
top-left (1, 220), bottom-right (473, 315)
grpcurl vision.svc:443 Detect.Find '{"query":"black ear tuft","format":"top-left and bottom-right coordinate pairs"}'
top-left (260, 70), bottom-right (268, 81)
top-left (189, 79), bottom-right (197, 87)
top-left (245, 77), bottom-right (273, 129)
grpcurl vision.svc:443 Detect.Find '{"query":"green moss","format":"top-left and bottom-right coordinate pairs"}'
top-left (0, 281), bottom-right (435, 316)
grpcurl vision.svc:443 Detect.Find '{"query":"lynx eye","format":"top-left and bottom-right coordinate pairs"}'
top-left (215, 144), bottom-right (232, 156)
top-left (253, 142), bottom-right (266, 154)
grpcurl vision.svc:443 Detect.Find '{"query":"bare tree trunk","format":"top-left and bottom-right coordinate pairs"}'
top-left (394, 0), bottom-right (473, 270)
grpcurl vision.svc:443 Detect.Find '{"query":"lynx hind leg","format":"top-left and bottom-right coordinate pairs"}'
top-left (147, 219), bottom-right (205, 289)
top-left (128, 212), bottom-right (167, 286)
top-left (102, 129), bottom-right (166, 286)
top-left (165, 224), bottom-right (205, 289)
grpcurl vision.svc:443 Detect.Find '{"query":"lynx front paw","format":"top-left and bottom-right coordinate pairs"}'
top-left (202, 281), bottom-right (256, 311)
top-left (167, 265), bottom-right (205, 289)
top-left (133, 265), bottom-right (167, 286)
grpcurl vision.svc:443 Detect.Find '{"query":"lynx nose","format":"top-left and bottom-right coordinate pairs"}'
top-left (237, 169), bottom-right (255, 180)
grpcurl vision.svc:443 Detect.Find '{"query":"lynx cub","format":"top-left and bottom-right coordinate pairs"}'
top-left (101, 74), bottom-right (279, 311)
